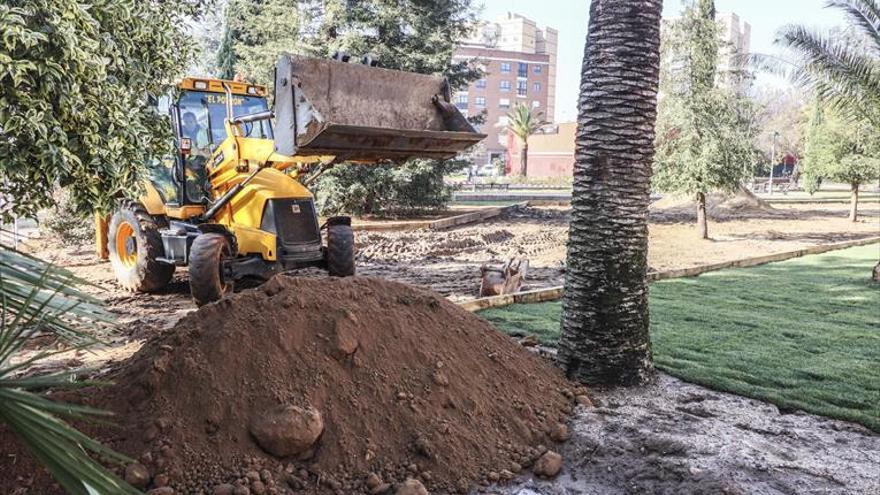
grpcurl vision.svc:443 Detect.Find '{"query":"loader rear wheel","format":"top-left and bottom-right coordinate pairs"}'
top-left (326, 224), bottom-right (355, 277)
top-left (108, 203), bottom-right (174, 292)
top-left (189, 233), bottom-right (234, 306)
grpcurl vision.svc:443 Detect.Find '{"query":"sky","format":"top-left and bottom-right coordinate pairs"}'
top-left (478, 0), bottom-right (847, 122)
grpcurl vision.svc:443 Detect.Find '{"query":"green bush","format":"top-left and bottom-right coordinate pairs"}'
top-left (40, 191), bottom-right (94, 247)
top-left (314, 159), bottom-right (468, 217)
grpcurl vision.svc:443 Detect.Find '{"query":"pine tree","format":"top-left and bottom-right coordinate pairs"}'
top-left (653, 0), bottom-right (760, 239)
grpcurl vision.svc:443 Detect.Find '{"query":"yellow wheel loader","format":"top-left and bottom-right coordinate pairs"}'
top-left (101, 55), bottom-right (483, 305)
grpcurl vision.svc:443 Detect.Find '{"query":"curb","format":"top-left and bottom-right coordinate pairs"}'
top-left (353, 202), bottom-right (529, 232)
top-left (458, 236), bottom-right (880, 312)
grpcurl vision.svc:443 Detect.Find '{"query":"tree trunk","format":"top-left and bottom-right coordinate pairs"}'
top-left (849, 183), bottom-right (859, 222)
top-left (696, 191), bottom-right (708, 239)
top-left (558, 0), bottom-right (661, 387)
top-left (520, 142), bottom-right (529, 177)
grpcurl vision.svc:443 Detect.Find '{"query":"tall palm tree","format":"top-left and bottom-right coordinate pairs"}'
top-left (558, 0), bottom-right (663, 386)
top-left (505, 103), bottom-right (549, 176)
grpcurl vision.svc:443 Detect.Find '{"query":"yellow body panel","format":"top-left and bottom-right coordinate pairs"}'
top-left (140, 182), bottom-right (167, 216)
top-left (104, 77), bottom-right (329, 260)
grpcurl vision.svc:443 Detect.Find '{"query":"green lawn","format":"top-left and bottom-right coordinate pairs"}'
top-left (481, 244), bottom-right (880, 430)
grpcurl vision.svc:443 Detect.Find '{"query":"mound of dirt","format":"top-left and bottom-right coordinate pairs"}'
top-left (651, 187), bottom-right (784, 223)
top-left (74, 277), bottom-right (577, 494)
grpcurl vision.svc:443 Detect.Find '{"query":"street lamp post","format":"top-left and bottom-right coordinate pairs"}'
top-left (768, 131), bottom-right (779, 196)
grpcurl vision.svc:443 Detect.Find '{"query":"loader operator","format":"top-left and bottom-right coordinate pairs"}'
top-left (181, 111), bottom-right (211, 202)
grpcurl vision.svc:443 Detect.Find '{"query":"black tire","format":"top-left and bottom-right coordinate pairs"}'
top-left (189, 233), bottom-right (234, 306)
top-left (326, 224), bottom-right (355, 277)
top-left (108, 202), bottom-right (174, 292)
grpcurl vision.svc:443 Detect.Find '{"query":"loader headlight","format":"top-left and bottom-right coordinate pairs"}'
top-left (247, 86), bottom-right (258, 95)
top-left (193, 80), bottom-right (208, 90)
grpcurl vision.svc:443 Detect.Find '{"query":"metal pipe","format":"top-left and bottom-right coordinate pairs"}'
top-left (202, 165), bottom-right (267, 221)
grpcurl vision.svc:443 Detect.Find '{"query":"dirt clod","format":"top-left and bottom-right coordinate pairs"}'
top-left (395, 478), bottom-right (429, 495)
top-left (549, 423), bottom-right (570, 443)
top-left (533, 450), bottom-right (563, 478)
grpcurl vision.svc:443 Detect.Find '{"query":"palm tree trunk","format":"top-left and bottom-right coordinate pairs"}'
top-left (849, 183), bottom-right (859, 222)
top-left (558, 0), bottom-right (661, 387)
top-left (697, 191), bottom-right (708, 239)
top-left (520, 142), bottom-right (529, 177)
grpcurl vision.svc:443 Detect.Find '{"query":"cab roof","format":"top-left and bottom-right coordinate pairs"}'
top-left (178, 77), bottom-right (267, 97)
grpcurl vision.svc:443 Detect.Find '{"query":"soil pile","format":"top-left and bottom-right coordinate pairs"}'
top-left (651, 188), bottom-right (784, 223)
top-left (92, 276), bottom-right (576, 494)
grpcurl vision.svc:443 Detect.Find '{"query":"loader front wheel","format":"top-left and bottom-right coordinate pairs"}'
top-left (326, 224), bottom-right (355, 277)
top-left (108, 203), bottom-right (174, 292)
top-left (189, 233), bottom-right (234, 306)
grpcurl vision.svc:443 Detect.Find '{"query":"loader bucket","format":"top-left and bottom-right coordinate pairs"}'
top-left (273, 55), bottom-right (485, 162)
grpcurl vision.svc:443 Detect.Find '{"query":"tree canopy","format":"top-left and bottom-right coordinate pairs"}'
top-left (801, 105), bottom-right (880, 193)
top-left (0, 0), bottom-right (206, 222)
top-left (217, 0), bottom-right (480, 87)
top-left (653, 0), bottom-right (760, 199)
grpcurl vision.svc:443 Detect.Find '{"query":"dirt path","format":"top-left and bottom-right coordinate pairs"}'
top-left (358, 203), bottom-right (880, 301)
top-left (496, 373), bottom-right (880, 495)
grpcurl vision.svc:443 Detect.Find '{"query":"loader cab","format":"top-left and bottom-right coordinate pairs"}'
top-left (149, 79), bottom-right (272, 208)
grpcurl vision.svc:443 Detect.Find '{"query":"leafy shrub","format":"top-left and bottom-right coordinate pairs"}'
top-left (314, 159), bottom-right (468, 217)
top-left (39, 191), bottom-right (94, 247)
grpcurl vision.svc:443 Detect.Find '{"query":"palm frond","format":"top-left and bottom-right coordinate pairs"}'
top-left (826, 0), bottom-right (880, 49)
top-left (771, 24), bottom-right (880, 125)
top-left (0, 244), bottom-right (140, 495)
top-left (0, 244), bottom-right (113, 344)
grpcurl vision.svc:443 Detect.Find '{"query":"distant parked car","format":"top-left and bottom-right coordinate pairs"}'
top-left (474, 163), bottom-right (497, 177)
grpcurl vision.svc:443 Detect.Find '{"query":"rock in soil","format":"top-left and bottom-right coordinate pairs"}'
top-left (0, 276), bottom-right (576, 494)
top-left (124, 462), bottom-right (151, 488)
top-left (249, 404), bottom-right (324, 457)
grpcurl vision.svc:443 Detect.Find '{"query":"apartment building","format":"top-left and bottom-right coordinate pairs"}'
top-left (452, 13), bottom-right (558, 165)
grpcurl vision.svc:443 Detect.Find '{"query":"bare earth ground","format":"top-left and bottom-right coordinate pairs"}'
top-left (495, 373), bottom-right (880, 495)
top-left (357, 203), bottom-right (880, 301)
top-left (14, 202), bottom-right (880, 494)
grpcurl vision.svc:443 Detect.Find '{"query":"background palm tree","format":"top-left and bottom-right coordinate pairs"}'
top-left (0, 242), bottom-right (139, 494)
top-left (558, 0), bottom-right (663, 386)
top-left (769, 0), bottom-right (880, 126)
top-left (758, 0), bottom-right (880, 274)
top-left (505, 103), bottom-right (549, 177)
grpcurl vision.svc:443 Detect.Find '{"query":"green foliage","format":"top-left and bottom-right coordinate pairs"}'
top-left (0, 0), bottom-right (205, 223)
top-left (482, 244), bottom-right (880, 431)
top-left (768, 0), bottom-right (880, 126)
top-left (40, 191), bottom-right (94, 247)
top-left (315, 159), bottom-right (467, 216)
top-left (801, 104), bottom-right (880, 192)
top-left (653, 0), bottom-right (760, 197)
top-left (219, 0), bottom-right (320, 84)
top-left (0, 245), bottom-right (137, 494)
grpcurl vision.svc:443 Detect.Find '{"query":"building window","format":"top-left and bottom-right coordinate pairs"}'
top-left (500, 62), bottom-right (511, 73)
top-left (517, 80), bottom-right (527, 97)
top-left (476, 79), bottom-right (487, 89)
top-left (532, 100), bottom-right (541, 108)
top-left (499, 98), bottom-right (510, 109)
top-left (455, 93), bottom-right (468, 110)
top-left (533, 82), bottom-right (541, 92)
top-left (518, 62), bottom-right (528, 78)
top-left (475, 96), bottom-right (486, 107)
top-left (533, 65), bottom-right (543, 74)
top-left (500, 80), bottom-right (511, 92)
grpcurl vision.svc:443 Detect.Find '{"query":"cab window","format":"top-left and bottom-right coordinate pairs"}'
top-left (176, 91), bottom-right (273, 203)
